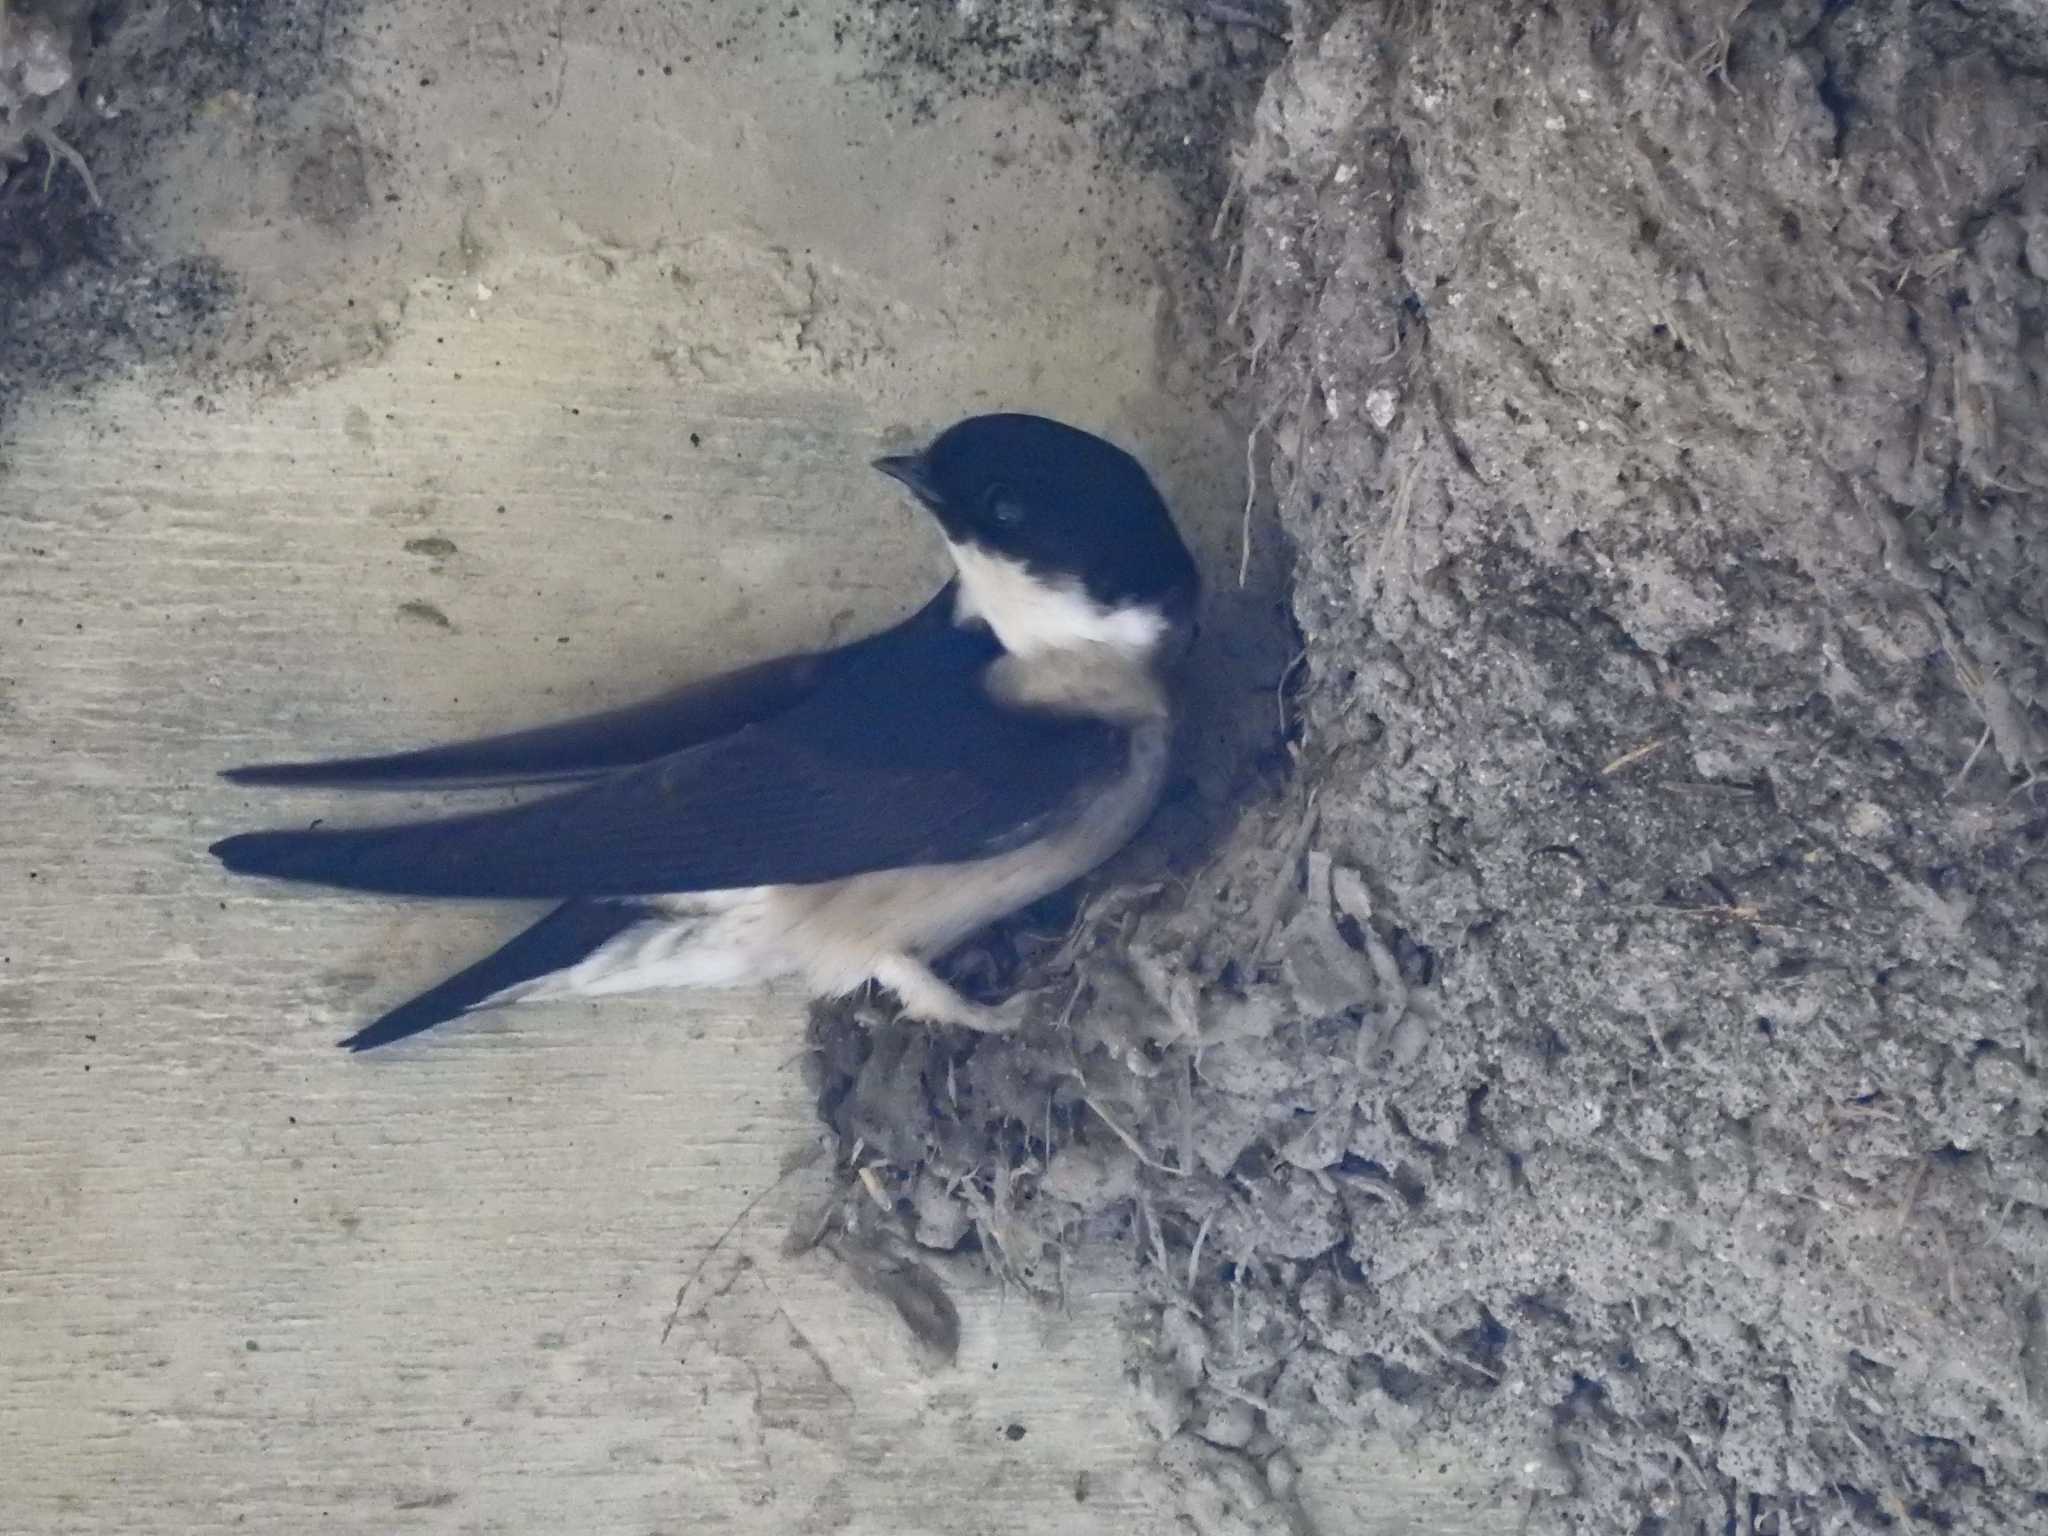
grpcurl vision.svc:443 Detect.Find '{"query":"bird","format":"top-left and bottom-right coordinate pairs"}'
top-left (210, 413), bottom-right (1201, 1051)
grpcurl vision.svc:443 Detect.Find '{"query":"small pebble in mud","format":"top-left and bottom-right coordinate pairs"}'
top-left (403, 536), bottom-right (457, 558)
top-left (1004, 1423), bottom-right (1026, 1441)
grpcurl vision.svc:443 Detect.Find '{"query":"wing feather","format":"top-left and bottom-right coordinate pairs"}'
top-left (211, 603), bottom-right (1125, 898)
top-left (220, 587), bottom-right (958, 788)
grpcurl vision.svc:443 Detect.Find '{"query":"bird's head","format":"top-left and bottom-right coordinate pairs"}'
top-left (874, 414), bottom-right (1199, 661)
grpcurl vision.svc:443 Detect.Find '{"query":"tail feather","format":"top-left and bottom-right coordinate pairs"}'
top-left (342, 900), bottom-right (652, 1051)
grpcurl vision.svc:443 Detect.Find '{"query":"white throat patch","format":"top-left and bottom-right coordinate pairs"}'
top-left (947, 540), bottom-right (1169, 659)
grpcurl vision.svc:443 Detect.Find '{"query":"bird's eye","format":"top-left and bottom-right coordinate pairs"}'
top-left (983, 482), bottom-right (1023, 526)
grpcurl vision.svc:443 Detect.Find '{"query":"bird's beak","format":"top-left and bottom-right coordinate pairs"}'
top-left (872, 452), bottom-right (938, 506)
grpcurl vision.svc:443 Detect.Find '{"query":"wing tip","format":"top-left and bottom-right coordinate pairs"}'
top-left (211, 829), bottom-right (351, 886)
top-left (222, 760), bottom-right (367, 787)
top-left (209, 831), bottom-right (252, 866)
top-left (210, 830), bottom-right (288, 873)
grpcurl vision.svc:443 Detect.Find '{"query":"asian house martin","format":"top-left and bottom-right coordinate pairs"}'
top-left (210, 413), bottom-right (1200, 1049)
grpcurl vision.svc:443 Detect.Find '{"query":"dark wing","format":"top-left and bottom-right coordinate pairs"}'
top-left (221, 586), bottom-right (960, 789)
top-left (211, 602), bottom-right (1126, 899)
